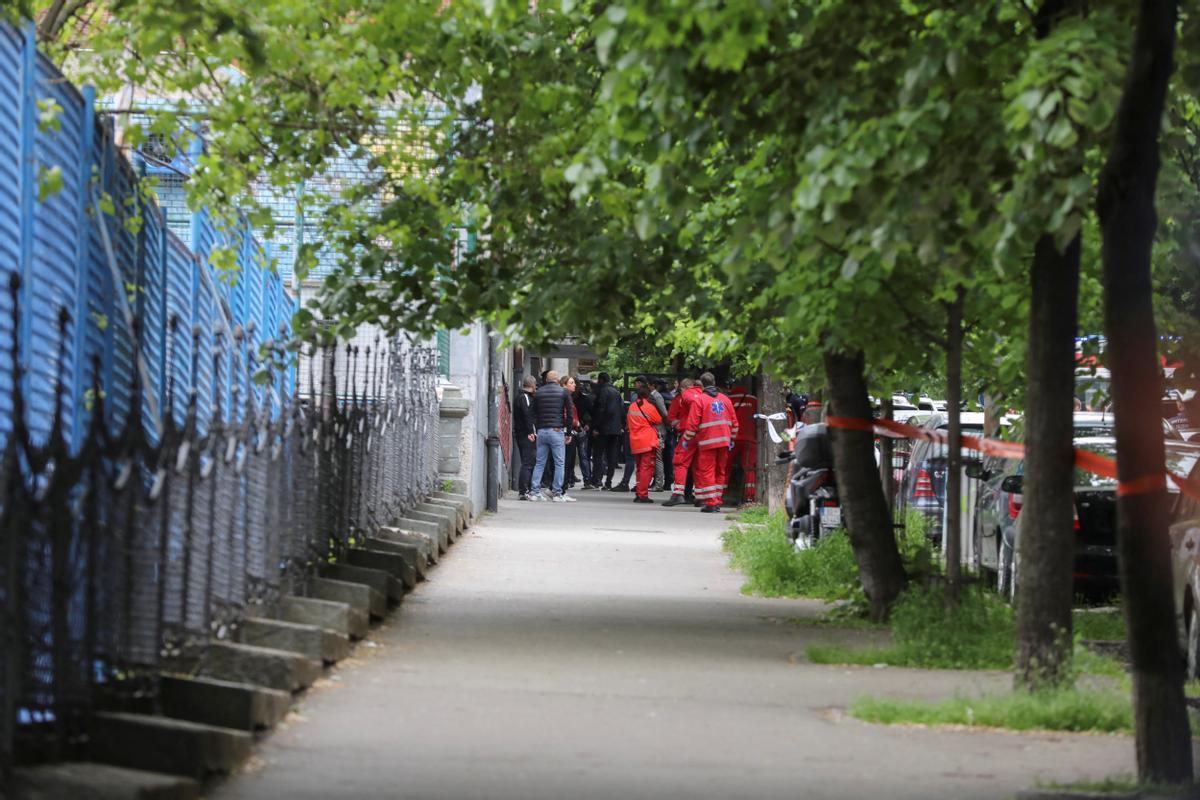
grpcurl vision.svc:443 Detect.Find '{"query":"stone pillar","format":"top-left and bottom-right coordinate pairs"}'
top-left (438, 383), bottom-right (471, 478)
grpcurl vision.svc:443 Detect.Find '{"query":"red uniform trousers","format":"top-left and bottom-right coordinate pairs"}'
top-left (671, 440), bottom-right (696, 495)
top-left (731, 440), bottom-right (757, 501)
top-left (694, 447), bottom-right (730, 507)
top-left (634, 451), bottom-right (656, 498)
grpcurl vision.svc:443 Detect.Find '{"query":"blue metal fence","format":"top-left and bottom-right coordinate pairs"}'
top-left (0, 22), bottom-right (295, 450)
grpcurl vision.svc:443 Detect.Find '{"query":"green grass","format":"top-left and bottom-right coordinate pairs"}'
top-left (851, 685), bottom-right (1134, 733)
top-left (808, 583), bottom-right (1015, 669)
top-left (1073, 607), bottom-right (1126, 641)
top-left (721, 507), bottom-right (932, 606)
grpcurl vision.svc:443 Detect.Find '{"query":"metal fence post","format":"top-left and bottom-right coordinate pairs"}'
top-left (71, 86), bottom-right (95, 449)
top-left (17, 23), bottom-right (35, 405)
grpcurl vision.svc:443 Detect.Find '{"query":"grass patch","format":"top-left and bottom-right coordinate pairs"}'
top-left (721, 508), bottom-right (932, 606)
top-left (1074, 607), bottom-right (1126, 641)
top-left (851, 685), bottom-right (1133, 733)
top-left (808, 583), bottom-right (1014, 669)
top-left (721, 509), bottom-right (860, 601)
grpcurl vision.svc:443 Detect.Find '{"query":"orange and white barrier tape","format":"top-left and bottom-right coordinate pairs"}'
top-left (825, 415), bottom-right (1200, 503)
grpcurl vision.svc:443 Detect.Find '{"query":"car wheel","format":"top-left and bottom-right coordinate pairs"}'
top-left (1188, 606), bottom-right (1200, 681)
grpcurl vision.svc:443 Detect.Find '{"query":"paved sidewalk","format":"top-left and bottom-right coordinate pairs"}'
top-left (214, 488), bottom-right (1162, 800)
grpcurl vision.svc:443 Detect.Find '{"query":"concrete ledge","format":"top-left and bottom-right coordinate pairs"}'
top-left (239, 617), bottom-right (350, 664)
top-left (395, 516), bottom-right (448, 553)
top-left (89, 712), bottom-right (252, 779)
top-left (432, 490), bottom-right (474, 518)
top-left (159, 674), bottom-right (291, 731)
top-left (278, 595), bottom-right (368, 640)
top-left (194, 642), bottom-right (321, 693)
top-left (362, 537), bottom-right (428, 581)
top-left (415, 502), bottom-right (463, 538)
top-left (423, 497), bottom-right (468, 529)
top-left (11, 762), bottom-right (199, 800)
top-left (377, 526), bottom-right (437, 564)
top-left (309, 575), bottom-right (387, 620)
top-left (346, 548), bottom-right (418, 590)
top-left (320, 563), bottom-right (400, 609)
top-left (405, 509), bottom-right (453, 540)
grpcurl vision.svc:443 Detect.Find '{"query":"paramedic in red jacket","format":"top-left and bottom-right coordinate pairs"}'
top-left (727, 384), bottom-right (758, 502)
top-left (662, 378), bottom-right (703, 507)
top-left (626, 384), bottom-right (664, 503)
top-left (683, 372), bottom-right (738, 513)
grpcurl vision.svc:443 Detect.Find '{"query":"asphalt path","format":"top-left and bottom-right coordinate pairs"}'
top-left (213, 486), bottom-right (1166, 800)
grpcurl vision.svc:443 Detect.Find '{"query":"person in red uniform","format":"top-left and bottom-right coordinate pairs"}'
top-left (662, 378), bottom-right (703, 506)
top-left (726, 384), bottom-right (758, 502)
top-left (626, 384), bottom-right (663, 503)
top-left (683, 372), bottom-right (738, 513)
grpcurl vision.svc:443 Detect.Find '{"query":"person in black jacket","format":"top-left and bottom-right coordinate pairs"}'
top-left (514, 375), bottom-right (538, 499)
top-left (589, 372), bottom-right (625, 489)
top-left (529, 370), bottom-right (577, 501)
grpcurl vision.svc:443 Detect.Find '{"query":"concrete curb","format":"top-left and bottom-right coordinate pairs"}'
top-left (239, 617), bottom-right (350, 664)
top-left (362, 537), bottom-right (429, 580)
top-left (159, 674), bottom-right (292, 732)
top-left (11, 762), bottom-right (200, 800)
top-left (307, 576), bottom-right (385, 620)
top-left (192, 642), bottom-right (322, 693)
top-left (278, 595), bottom-right (368, 639)
top-left (321, 563), bottom-right (403, 608)
top-left (347, 547), bottom-right (418, 591)
top-left (377, 526), bottom-right (438, 564)
top-left (394, 517), bottom-right (448, 553)
top-left (89, 712), bottom-right (252, 779)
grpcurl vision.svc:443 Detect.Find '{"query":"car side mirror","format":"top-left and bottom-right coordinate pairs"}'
top-left (1001, 475), bottom-right (1023, 494)
top-left (778, 451), bottom-right (792, 461)
top-left (964, 460), bottom-right (986, 480)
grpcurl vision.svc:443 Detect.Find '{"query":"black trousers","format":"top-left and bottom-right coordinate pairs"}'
top-left (591, 433), bottom-right (621, 486)
top-left (517, 436), bottom-right (536, 495)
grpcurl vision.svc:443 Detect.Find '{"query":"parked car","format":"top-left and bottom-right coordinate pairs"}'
top-left (973, 436), bottom-right (1200, 602)
top-left (917, 395), bottom-right (948, 413)
top-left (897, 412), bottom-right (995, 543)
top-left (1070, 410), bottom-right (1185, 441)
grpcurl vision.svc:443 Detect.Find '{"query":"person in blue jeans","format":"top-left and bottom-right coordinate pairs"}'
top-left (529, 370), bottom-right (577, 502)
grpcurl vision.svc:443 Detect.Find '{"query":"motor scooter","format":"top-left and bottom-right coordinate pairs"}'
top-left (783, 423), bottom-right (840, 549)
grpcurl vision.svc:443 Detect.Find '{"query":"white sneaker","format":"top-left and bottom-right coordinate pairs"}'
top-left (559, 494), bottom-right (577, 502)
top-left (552, 494), bottom-right (566, 503)
top-left (530, 492), bottom-right (545, 502)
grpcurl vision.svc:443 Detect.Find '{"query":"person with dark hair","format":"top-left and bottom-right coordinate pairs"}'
top-left (514, 375), bottom-right (538, 500)
top-left (634, 375), bottom-right (669, 492)
top-left (529, 370), bottom-right (577, 502)
top-left (683, 372), bottom-right (738, 512)
top-left (571, 377), bottom-right (594, 489)
top-left (589, 371), bottom-right (624, 489)
top-left (626, 384), bottom-right (663, 503)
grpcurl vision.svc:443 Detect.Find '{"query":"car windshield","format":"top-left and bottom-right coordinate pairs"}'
top-left (1070, 440), bottom-right (1200, 489)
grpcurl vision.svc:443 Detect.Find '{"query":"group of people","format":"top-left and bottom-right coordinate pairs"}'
top-left (513, 370), bottom-right (749, 513)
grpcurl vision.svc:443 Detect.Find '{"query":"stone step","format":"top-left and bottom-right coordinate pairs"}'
top-left (377, 526), bottom-right (438, 564)
top-left (321, 562), bottom-right (403, 607)
top-left (405, 508), bottom-right (453, 539)
top-left (432, 490), bottom-right (474, 518)
top-left (415, 502), bottom-right (464, 538)
top-left (308, 576), bottom-right (386, 620)
top-left (239, 616), bottom-right (350, 664)
top-left (362, 537), bottom-right (428, 581)
top-left (159, 674), bottom-right (291, 731)
top-left (194, 641), bottom-right (321, 693)
top-left (89, 712), bottom-right (251, 779)
top-left (423, 496), bottom-right (468, 529)
top-left (346, 547), bottom-right (418, 590)
top-left (395, 516), bottom-right (448, 553)
top-left (11, 762), bottom-right (199, 800)
top-left (278, 595), bottom-right (368, 639)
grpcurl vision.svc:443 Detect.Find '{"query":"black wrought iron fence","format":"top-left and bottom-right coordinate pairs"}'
top-left (0, 278), bottom-right (440, 778)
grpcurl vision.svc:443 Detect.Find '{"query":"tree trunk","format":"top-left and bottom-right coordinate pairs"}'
top-left (944, 287), bottom-right (965, 607)
top-left (757, 368), bottom-right (789, 515)
top-left (824, 350), bottom-right (908, 621)
top-left (1015, 233), bottom-right (1080, 689)
top-left (1097, 0), bottom-right (1190, 783)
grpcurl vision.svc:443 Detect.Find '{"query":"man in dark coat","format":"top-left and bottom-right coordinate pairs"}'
top-left (589, 372), bottom-right (625, 489)
top-left (514, 375), bottom-right (538, 499)
top-left (529, 370), bottom-right (577, 501)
